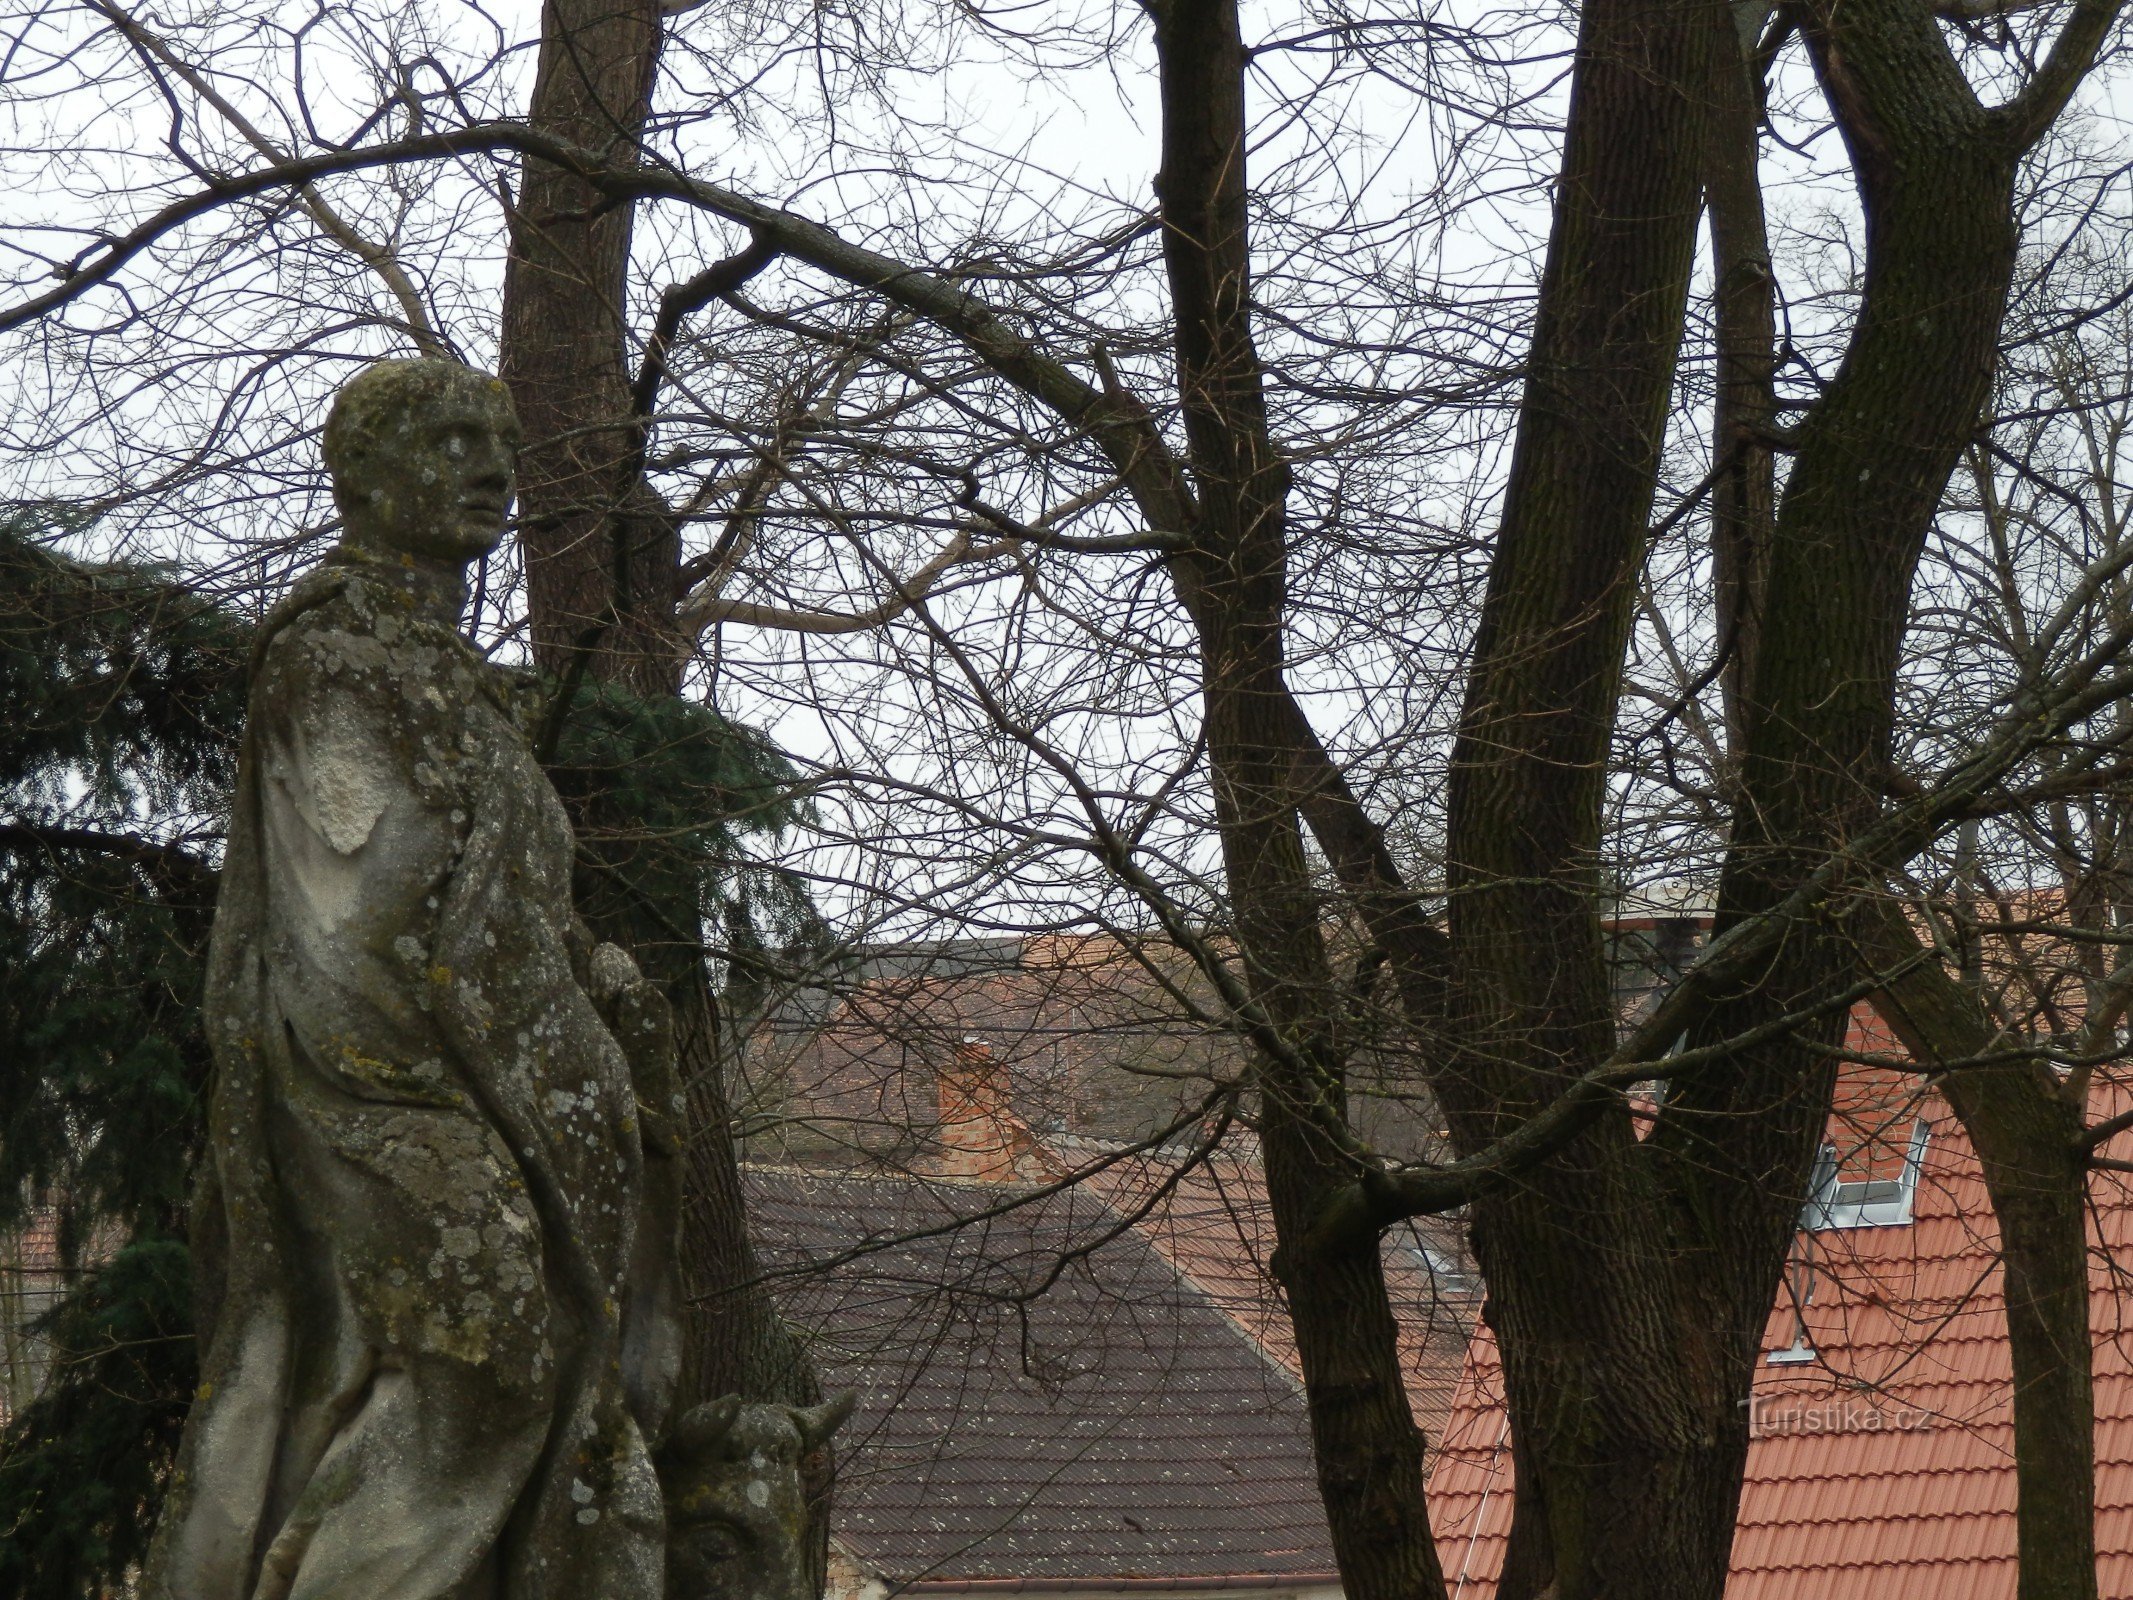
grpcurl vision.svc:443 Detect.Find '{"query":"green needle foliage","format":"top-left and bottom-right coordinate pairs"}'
top-left (0, 509), bottom-right (243, 1599)
top-left (0, 513), bottom-right (813, 1596)
top-left (548, 675), bottom-right (824, 989)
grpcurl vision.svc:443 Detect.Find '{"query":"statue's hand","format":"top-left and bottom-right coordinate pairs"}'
top-left (588, 940), bottom-right (648, 1004)
top-left (588, 942), bottom-right (683, 1159)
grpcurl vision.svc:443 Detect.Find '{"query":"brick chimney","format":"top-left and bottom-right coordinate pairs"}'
top-left (931, 1039), bottom-right (1061, 1182)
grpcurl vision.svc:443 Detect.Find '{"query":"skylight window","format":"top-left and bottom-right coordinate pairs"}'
top-left (1801, 1121), bottom-right (1929, 1230)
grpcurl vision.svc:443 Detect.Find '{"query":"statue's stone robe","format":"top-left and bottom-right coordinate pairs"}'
top-left (149, 551), bottom-right (679, 1599)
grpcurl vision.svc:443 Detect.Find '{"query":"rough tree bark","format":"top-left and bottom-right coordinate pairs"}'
top-left (1137, 1), bottom-right (1446, 1593)
top-left (1626, 5), bottom-right (2118, 1598)
top-left (1432, 0), bottom-right (1735, 1591)
top-left (1706, 0), bottom-right (1776, 755)
top-left (1643, 0), bottom-right (2034, 1563)
top-left (501, 0), bottom-right (676, 684)
top-left (1862, 897), bottom-right (2100, 1600)
top-left (1330, 0), bottom-right (2125, 1592)
top-left (497, 0), bottom-right (822, 1483)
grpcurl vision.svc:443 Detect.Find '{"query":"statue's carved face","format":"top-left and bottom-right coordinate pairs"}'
top-left (662, 1394), bottom-right (853, 1600)
top-left (328, 363), bottom-right (523, 566)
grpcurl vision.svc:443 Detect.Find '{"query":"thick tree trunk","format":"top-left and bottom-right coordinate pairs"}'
top-left (1623, 17), bottom-right (2032, 1600)
top-left (1650, 0), bottom-right (2026, 1506)
top-left (1434, 0), bottom-right (1730, 1590)
top-left (501, 0), bottom-right (678, 684)
top-left (1861, 899), bottom-right (2099, 1600)
top-left (1283, 5), bottom-right (2095, 1597)
top-left (499, 0), bottom-right (822, 1497)
top-left (1141, 2), bottom-right (1444, 1596)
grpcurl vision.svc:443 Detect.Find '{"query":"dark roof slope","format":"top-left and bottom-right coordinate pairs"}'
top-left (745, 1166), bottom-right (1338, 1584)
top-left (1071, 1146), bottom-right (1478, 1456)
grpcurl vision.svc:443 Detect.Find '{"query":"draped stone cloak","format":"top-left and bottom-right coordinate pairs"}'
top-left (147, 552), bottom-right (681, 1599)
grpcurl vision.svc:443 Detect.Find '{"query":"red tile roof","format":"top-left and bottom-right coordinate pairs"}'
top-left (1429, 1007), bottom-right (2133, 1599)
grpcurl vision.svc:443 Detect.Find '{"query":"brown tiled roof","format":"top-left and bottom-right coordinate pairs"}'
top-left (746, 944), bottom-right (1236, 1169)
top-left (1072, 1147), bottom-right (1478, 1455)
top-left (1429, 1005), bottom-right (2133, 1599)
top-left (746, 935), bottom-right (1440, 1166)
top-left (741, 936), bottom-right (1475, 1575)
top-left (747, 1166), bottom-right (1342, 1584)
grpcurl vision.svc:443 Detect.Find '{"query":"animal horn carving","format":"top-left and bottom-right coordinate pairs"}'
top-left (790, 1391), bottom-right (857, 1452)
top-left (674, 1393), bottom-right (744, 1453)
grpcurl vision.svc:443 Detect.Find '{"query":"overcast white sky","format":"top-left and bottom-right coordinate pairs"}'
top-left (3, 0), bottom-right (2128, 938)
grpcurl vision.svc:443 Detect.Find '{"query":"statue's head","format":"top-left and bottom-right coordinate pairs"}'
top-left (662, 1392), bottom-right (855, 1600)
top-left (324, 358), bottom-right (522, 566)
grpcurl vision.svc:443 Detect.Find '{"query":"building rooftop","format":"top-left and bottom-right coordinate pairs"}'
top-left (1428, 1016), bottom-right (2133, 1599)
top-left (747, 1165), bottom-right (1342, 1586)
top-left (1070, 1145), bottom-right (1476, 1452)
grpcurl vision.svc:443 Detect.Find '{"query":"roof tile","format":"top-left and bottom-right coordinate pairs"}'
top-left (749, 1166), bottom-right (1342, 1584)
top-left (1430, 1036), bottom-right (2133, 1598)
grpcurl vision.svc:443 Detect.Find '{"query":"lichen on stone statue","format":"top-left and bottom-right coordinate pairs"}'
top-left (142, 358), bottom-right (686, 1598)
top-left (661, 1393), bottom-right (855, 1600)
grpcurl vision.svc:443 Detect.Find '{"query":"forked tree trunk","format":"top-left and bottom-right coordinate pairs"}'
top-left (1139, 1), bottom-right (1445, 1593)
top-left (1644, 28), bottom-right (2029, 1576)
top-left (1433, 0), bottom-right (1735, 1589)
top-left (1434, 0), bottom-right (2094, 1594)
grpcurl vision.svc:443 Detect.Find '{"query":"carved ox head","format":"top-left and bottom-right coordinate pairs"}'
top-left (662, 1392), bottom-right (855, 1600)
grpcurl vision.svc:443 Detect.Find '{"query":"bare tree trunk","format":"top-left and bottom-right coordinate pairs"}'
top-left (1706, 0), bottom-right (1776, 755)
top-left (501, 0), bottom-right (676, 685)
top-left (498, 0), bottom-right (823, 1508)
top-left (1138, 3), bottom-right (1444, 1595)
top-left (1617, 11), bottom-right (2085, 1600)
top-left (1434, 0), bottom-right (1733, 1590)
top-left (1266, 1), bottom-right (2116, 1591)
top-left (1648, 0), bottom-right (2030, 1529)
top-left (1861, 898), bottom-right (2099, 1600)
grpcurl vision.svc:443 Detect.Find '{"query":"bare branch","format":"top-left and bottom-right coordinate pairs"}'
top-left (1934, 0), bottom-right (2059, 18)
top-left (0, 122), bottom-right (1201, 540)
top-left (1306, 586), bottom-right (2133, 1248)
top-left (679, 532), bottom-right (1015, 636)
top-left (1993, 0), bottom-right (2131, 149)
top-left (84, 0), bottom-right (446, 354)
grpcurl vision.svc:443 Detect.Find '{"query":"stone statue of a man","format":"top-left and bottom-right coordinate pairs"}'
top-left (147, 359), bottom-right (682, 1599)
